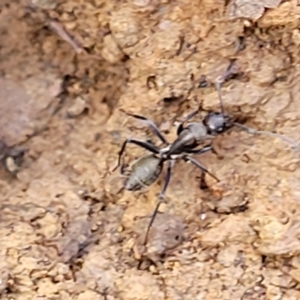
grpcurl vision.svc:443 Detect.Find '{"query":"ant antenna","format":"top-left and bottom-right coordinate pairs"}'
top-left (215, 81), bottom-right (225, 115)
top-left (233, 122), bottom-right (300, 150)
top-left (215, 59), bottom-right (239, 115)
top-left (215, 64), bottom-right (299, 150)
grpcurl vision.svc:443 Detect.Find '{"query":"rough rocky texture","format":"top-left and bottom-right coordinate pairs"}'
top-left (2, 0), bottom-right (300, 299)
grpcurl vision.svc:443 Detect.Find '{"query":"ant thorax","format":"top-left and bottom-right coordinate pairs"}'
top-left (185, 122), bottom-right (208, 141)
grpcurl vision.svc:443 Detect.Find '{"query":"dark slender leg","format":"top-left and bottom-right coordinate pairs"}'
top-left (113, 138), bottom-right (161, 172)
top-left (120, 160), bottom-right (130, 176)
top-left (143, 159), bottom-right (174, 245)
top-left (177, 105), bottom-right (202, 135)
top-left (120, 110), bottom-right (169, 145)
top-left (185, 144), bottom-right (222, 161)
top-left (183, 145), bottom-right (212, 155)
top-left (182, 107), bottom-right (201, 123)
top-left (183, 155), bottom-right (219, 182)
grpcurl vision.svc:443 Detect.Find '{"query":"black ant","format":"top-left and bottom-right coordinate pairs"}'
top-left (112, 111), bottom-right (220, 248)
top-left (114, 76), bottom-right (299, 250)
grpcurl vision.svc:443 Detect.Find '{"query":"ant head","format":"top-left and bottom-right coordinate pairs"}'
top-left (203, 112), bottom-right (234, 135)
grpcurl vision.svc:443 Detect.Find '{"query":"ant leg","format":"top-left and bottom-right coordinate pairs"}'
top-left (113, 138), bottom-right (161, 172)
top-left (184, 145), bottom-right (212, 155)
top-left (233, 122), bottom-right (300, 150)
top-left (182, 106), bottom-right (202, 123)
top-left (183, 155), bottom-right (219, 182)
top-left (143, 159), bottom-right (174, 245)
top-left (185, 144), bottom-right (223, 159)
top-left (120, 109), bottom-right (169, 145)
top-left (120, 161), bottom-right (131, 176)
top-left (177, 106), bottom-right (202, 135)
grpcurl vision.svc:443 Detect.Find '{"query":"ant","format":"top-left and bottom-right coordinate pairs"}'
top-left (112, 110), bottom-right (220, 248)
top-left (114, 71), bottom-right (299, 251)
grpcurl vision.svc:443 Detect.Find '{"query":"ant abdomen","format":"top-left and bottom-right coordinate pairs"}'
top-left (125, 154), bottom-right (163, 191)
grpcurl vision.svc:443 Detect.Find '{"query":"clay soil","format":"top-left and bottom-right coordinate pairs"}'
top-left (2, 0), bottom-right (300, 299)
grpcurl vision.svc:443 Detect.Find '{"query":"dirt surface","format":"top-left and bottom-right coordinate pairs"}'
top-left (2, 0), bottom-right (300, 299)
